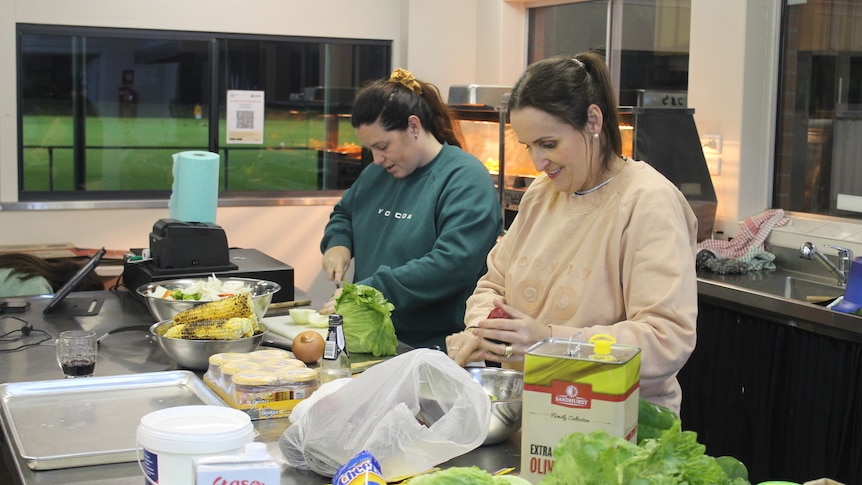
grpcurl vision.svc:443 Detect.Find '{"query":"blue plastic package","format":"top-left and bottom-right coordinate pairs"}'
top-left (332, 450), bottom-right (385, 485)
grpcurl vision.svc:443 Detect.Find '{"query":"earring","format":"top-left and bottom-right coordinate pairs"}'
top-left (414, 132), bottom-right (419, 140)
top-left (593, 132), bottom-right (599, 139)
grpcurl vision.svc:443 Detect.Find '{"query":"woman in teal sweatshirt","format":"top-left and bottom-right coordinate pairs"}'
top-left (320, 68), bottom-right (503, 350)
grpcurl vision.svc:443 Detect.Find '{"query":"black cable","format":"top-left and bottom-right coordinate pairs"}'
top-left (111, 262), bottom-right (129, 291)
top-left (0, 316), bottom-right (52, 351)
top-left (0, 316), bottom-right (30, 341)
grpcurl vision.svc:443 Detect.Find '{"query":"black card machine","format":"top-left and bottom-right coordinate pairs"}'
top-left (148, 219), bottom-right (237, 275)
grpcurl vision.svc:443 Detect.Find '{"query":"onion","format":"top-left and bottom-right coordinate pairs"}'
top-left (292, 331), bottom-right (325, 364)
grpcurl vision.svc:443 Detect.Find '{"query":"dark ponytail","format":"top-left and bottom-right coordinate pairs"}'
top-left (351, 69), bottom-right (462, 148)
top-left (508, 51), bottom-right (622, 172)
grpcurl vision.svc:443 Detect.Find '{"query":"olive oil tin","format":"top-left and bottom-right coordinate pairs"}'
top-left (520, 335), bottom-right (641, 484)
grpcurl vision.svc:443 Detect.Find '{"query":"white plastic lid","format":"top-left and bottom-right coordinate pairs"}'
top-left (137, 405), bottom-right (253, 454)
top-left (194, 442), bottom-right (276, 467)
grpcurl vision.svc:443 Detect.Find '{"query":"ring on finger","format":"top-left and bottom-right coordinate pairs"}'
top-left (504, 344), bottom-right (513, 358)
top-left (448, 346), bottom-right (460, 352)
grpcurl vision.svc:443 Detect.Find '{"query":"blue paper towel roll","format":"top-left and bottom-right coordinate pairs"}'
top-left (168, 151), bottom-right (219, 224)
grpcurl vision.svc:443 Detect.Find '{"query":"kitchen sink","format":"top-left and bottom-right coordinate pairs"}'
top-left (725, 275), bottom-right (844, 303)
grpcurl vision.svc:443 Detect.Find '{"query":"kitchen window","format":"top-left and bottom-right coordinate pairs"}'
top-left (774, 0), bottom-right (862, 219)
top-left (528, 0), bottom-right (691, 107)
top-left (17, 24), bottom-right (391, 202)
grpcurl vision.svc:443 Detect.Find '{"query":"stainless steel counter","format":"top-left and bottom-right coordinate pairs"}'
top-left (6, 271), bottom-right (844, 484)
top-left (0, 291), bottom-right (520, 485)
top-left (697, 268), bottom-right (862, 343)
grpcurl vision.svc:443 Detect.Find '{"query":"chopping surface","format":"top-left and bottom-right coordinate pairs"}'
top-left (262, 315), bottom-right (328, 341)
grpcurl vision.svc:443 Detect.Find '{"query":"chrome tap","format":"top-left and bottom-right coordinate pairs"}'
top-left (799, 242), bottom-right (854, 286)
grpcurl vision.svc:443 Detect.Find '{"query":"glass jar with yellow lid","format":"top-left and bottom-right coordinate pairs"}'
top-left (220, 360), bottom-right (263, 390)
top-left (232, 369), bottom-right (280, 405)
top-left (247, 348), bottom-right (293, 362)
top-left (275, 368), bottom-right (319, 401)
top-left (207, 352), bottom-right (253, 385)
top-left (260, 358), bottom-right (306, 372)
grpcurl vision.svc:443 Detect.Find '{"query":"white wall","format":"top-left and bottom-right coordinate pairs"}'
top-left (688, 0), bottom-right (780, 237)
top-left (405, 0), bottom-right (527, 95)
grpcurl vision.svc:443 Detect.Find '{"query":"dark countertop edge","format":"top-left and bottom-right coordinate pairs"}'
top-left (697, 277), bottom-right (862, 344)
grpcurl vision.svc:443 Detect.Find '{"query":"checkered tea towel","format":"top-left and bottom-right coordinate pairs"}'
top-left (697, 247), bottom-right (778, 274)
top-left (698, 209), bottom-right (789, 259)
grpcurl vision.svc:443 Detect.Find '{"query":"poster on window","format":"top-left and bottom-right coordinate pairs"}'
top-left (226, 90), bottom-right (264, 144)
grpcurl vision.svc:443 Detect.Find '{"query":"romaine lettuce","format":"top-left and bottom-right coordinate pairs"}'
top-left (404, 466), bottom-right (532, 484)
top-left (541, 421), bottom-right (750, 485)
top-left (334, 283), bottom-right (398, 356)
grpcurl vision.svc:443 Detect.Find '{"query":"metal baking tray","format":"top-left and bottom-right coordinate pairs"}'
top-left (0, 370), bottom-right (226, 470)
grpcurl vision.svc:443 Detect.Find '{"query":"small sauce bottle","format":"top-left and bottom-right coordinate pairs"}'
top-left (319, 313), bottom-right (351, 384)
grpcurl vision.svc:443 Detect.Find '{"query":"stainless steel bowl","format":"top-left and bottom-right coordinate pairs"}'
top-left (136, 277), bottom-right (280, 322)
top-left (149, 320), bottom-right (268, 370)
top-left (468, 367), bottom-right (524, 446)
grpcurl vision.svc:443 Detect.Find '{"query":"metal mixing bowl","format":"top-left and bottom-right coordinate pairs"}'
top-left (468, 367), bottom-right (524, 446)
top-left (136, 277), bottom-right (280, 322)
top-left (149, 320), bottom-right (268, 370)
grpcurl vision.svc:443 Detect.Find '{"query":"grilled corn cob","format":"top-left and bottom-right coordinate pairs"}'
top-left (164, 316), bottom-right (256, 340)
top-left (171, 294), bottom-right (255, 325)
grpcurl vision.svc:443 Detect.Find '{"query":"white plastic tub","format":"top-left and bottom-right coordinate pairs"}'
top-left (137, 405), bottom-right (254, 485)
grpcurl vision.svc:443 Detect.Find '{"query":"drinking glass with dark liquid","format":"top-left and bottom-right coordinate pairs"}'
top-left (55, 330), bottom-right (97, 378)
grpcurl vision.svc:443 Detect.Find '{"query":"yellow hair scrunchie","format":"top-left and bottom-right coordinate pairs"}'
top-left (388, 68), bottom-right (423, 95)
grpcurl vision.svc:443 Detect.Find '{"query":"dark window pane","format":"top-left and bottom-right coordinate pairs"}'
top-left (528, 2), bottom-right (608, 64)
top-left (775, 1), bottom-right (862, 218)
top-left (18, 25), bottom-right (390, 201)
top-left (527, 0), bottom-right (690, 107)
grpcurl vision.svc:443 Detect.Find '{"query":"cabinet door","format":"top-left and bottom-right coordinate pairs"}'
top-left (678, 300), bottom-right (862, 483)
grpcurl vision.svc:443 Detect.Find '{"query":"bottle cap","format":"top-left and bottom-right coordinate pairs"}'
top-left (241, 442), bottom-right (271, 460)
top-left (589, 334), bottom-right (616, 361)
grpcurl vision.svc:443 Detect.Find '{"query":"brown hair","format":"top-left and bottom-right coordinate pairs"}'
top-left (0, 253), bottom-right (104, 292)
top-left (508, 52), bottom-right (623, 173)
top-left (351, 68), bottom-right (462, 148)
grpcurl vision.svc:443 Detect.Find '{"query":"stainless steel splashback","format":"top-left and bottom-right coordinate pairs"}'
top-left (448, 85), bottom-right (511, 106)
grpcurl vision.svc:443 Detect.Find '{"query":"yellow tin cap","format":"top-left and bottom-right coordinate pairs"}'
top-left (590, 334), bottom-right (616, 355)
top-left (589, 334), bottom-right (617, 361)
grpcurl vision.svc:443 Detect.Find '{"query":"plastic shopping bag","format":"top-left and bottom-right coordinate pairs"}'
top-left (279, 349), bottom-right (491, 480)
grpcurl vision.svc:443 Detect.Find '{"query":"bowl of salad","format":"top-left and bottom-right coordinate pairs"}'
top-left (136, 276), bottom-right (281, 322)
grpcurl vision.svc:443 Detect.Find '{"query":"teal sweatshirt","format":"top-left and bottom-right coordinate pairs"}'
top-left (321, 144), bottom-right (503, 349)
top-left (0, 269), bottom-right (52, 297)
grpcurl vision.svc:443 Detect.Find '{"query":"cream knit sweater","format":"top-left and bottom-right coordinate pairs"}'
top-left (466, 158), bottom-right (699, 412)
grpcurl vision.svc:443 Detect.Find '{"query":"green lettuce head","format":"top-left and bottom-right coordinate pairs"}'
top-left (334, 283), bottom-right (398, 356)
top-left (404, 466), bottom-right (532, 484)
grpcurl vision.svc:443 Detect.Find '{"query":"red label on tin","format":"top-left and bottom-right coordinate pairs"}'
top-left (550, 380), bottom-right (591, 409)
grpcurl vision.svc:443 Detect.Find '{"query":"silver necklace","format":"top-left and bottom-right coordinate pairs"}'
top-left (571, 176), bottom-right (615, 197)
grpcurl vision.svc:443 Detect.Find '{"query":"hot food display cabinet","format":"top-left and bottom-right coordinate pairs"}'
top-left (448, 85), bottom-right (532, 228)
top-left (448, 85), bottom-right (717, 241)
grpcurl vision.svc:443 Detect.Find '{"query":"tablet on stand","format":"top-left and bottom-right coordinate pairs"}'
top-left (42, 247), bottom-right (106, 316)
